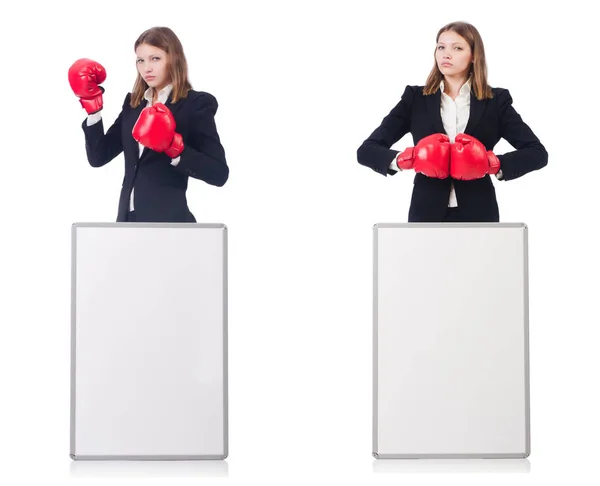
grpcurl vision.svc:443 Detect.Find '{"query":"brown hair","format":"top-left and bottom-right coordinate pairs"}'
top-left (130, 26), bottom-right (192, 108)
top-left (423, 21), bottom-right (493, 100)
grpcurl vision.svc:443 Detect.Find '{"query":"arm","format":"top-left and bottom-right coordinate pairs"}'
top-left (495, 89), bottom-right (548, 181)
top-left (81, 94), bottom-right (129, 168)
top-left (357, 85), bottom-right (416, 176)
top-left (171, 93), bottom-right (229, 187)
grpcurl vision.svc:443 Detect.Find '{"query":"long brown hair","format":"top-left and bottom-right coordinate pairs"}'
top-left (423, 21), bottom-right (493, 100)
top-left (130, 26), bottom-right (192, 108)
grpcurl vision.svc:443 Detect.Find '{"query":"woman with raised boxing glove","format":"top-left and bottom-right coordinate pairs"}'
top-left (69, 26), bottom-right (229, 222)
top-left (356, 21), bottom-right (547, 222)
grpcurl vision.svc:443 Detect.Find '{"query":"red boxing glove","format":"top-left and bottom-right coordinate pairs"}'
top-left (68, 58), bottom-right (106, 114)
top-left (396, 133), bottom-right (451, 179)
top-left (132, 103), bottom-right (184, 158)
top-left (450, 133), bottom-right (500, 180)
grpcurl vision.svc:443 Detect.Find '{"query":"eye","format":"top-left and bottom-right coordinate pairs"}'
top-left (455, 47), bottom-right (463, 50)
top-left (437, 45), bottom-right (444, 50)
top-left (136, 59), bottom-right (143, 63)
top-left (152, 56), bottom-right (160, 61)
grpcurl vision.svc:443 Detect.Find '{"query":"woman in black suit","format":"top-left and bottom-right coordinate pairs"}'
top-left (69, 26), bottom-right (229, 223)
top-left (357, 21), bottom-right (547, 222)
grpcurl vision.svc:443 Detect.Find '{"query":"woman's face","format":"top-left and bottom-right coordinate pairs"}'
top-left (435, 30), bottom-right (473, 80)
top-left (136, 43), bottom-right (171, 92)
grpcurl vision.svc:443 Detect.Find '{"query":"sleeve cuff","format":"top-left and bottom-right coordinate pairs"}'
top-left (389, 154), bottom-right (401, 172)
top-left (86, 112), bottom-right (102, 126)
top-left (170, 156), bottom-right (181, 167)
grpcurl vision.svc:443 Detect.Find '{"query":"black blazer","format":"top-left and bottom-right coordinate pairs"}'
top-left (357, 85), bottom-right (548, 222)
top-left (82, 89), bottom-right (229, 222)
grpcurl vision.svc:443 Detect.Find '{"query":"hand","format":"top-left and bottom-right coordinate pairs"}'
top-left (396, 133), bottom-right (451, 179)
top-left (450, 133), bottom-right (500, 180)
top-left (68, 58), bottom-right (106, 114)
top-left (132, 103), bottom-right (184, 158)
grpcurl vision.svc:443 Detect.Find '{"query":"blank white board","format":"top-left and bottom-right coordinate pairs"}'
top-left (373, 223), bottom-right (530, 458)
top-left (70, 223), bottom-right (228, 460)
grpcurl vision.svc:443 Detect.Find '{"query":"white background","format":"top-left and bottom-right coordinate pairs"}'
top-left (1, 0), bottom-right (598, 484)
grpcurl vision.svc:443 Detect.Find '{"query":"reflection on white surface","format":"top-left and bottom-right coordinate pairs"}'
top-left (372, 458), bottom-right (531, 473)
top-left (69, 459), bottom-right (229, 478)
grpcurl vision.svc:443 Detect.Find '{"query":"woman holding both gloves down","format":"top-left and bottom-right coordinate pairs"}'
top-left (68, 26), bottom-right (229, 223)
top-left (357, 21), bottom-right (548, 223)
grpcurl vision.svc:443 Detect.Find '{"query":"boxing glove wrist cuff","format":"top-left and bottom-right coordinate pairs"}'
top-left (396, 147), bottom-right (415, 170)
top-left (487, 151), bottom-right (501, 175)
top-left (79, 87), bottom-right (105, 115)
top-left (165, 132), bottom-right (184, 158)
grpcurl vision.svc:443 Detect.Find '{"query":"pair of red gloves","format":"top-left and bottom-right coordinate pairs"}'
top-left (68, 58), bottom-right (184, 158)
top-left (397, 133), bottom-right (500, 180)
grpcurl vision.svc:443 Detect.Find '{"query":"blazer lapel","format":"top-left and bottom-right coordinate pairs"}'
top-left (464, 91), bottom-right (485, 135)
top-left (165, 92), bottom-right (185, 118)
top-left (426, 88), bottom-right (446, 135)
top-left (129, 101), bottom-right (147, 161)
top-left (426, 85), bottom-right (487, 138)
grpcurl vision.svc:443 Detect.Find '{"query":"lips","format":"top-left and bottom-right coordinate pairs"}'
top-left (441, 63), bottom-right (453, 67)
top-left (146, 76), bottom-right (156, 81)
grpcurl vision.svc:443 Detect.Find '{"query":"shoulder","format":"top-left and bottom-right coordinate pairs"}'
top-left (121, 92), bottom-right (132, 108)
top-left (490, 87), bottom-right (512, 101)
top-left (403, 85), bottom-right (425, 97)
top-left (395, 85), bottom-right (425, 107)
top-left (184, 90), bottom-right (218, 112)
top-left (489, 87), bottom-right (514, 113)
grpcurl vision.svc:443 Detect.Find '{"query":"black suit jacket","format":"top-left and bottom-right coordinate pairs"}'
top-left (82, 89), bottom-right (229, 222)
top-left (357, 85), bottom-right (548, 222)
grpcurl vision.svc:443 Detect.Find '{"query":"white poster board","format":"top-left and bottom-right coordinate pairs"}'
top-left (373, 223), bottom-right (530, 458)
top-left (70, 223), bottom-right (228, 460)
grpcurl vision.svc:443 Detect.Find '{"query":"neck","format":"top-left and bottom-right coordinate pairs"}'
top-left (443, 75), bottom-right (469, 95)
